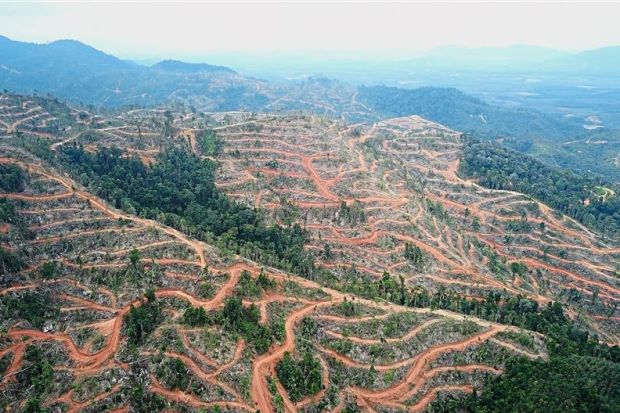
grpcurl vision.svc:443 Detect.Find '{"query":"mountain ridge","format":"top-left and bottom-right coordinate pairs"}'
top-left (152, 59), bottom-right (236, 74)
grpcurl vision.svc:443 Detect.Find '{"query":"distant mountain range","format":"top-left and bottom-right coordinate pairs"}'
top-left (553, 46), bottom-right (620, 74)
top-left (1, 35), bottom-right (619, 181)
top-left (392, 44), bottom-right (620, 74)
top-left (0, 35), bottom-right (265, 110)
top-left (198, 44), bottom-right (620, 87)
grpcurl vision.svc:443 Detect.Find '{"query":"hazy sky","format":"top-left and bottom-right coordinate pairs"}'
top-left (1, 1), bottom-right (619, 59)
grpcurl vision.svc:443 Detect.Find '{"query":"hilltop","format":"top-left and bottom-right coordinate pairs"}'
top-left (151, 60), bottom-right (236, 74)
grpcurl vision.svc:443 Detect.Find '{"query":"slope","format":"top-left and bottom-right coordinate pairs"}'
top-left (0, 93), bottom-right (618, 413)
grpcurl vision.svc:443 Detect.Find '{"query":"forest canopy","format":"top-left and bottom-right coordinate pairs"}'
top-left (58, 144), bottom-right (313, 273)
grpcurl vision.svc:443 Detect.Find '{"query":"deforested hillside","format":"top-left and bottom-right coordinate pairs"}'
top-left (0, 93), bottom-right (618, 413)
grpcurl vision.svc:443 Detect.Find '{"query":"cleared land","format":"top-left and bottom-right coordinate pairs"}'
top-left (0, 94), bottom-right (617, 412)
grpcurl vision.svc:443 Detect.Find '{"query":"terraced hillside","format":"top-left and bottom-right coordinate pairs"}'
top-left (213, 114), bottom-right (620, 339)
top-left (0, 93), bottom-right (617, 412)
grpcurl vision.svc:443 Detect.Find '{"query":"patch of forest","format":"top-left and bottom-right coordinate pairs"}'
top-left (0, 163), bottom-right (27, 193)
top-left (459, 136), bottom-right (620, 239)
top-left (182, 294), bottom-right (278, 354)
top-left (357, 86), bottom-right (581, 139)
top-left (429, 352), bottom-right (620, 413)
top-left (58, 144), bottom-right (314, 273)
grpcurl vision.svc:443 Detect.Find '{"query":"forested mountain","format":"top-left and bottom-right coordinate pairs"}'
top-left (357, 85), bottom-right (584, 140)
top-left (0, 35), bottom-right (594, 139)
top-left (0, 35), bottom-right (269, 110)
top-left (0, 36), bottom-right (131, 74)
top-left (0, 36), bottom-right (140, 94)
top-left (556, 46), bottom-right (620, 74)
